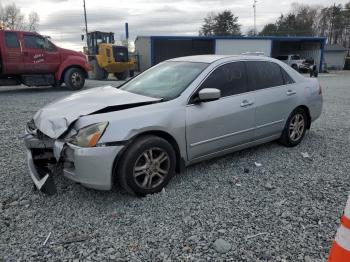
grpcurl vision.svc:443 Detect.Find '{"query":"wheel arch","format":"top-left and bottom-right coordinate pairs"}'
top-left (112, 130), bottom-right (184, 186)
top-left (295, 105), bottom-right (311, 129)
top-left (60, 65), bottom-right (88, 81)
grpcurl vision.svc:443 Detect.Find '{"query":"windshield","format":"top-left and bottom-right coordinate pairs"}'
top-left (120, 61), bottom-right (208, 100)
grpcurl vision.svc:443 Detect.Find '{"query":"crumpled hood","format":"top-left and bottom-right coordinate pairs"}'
top-left (33, 85), bottom-right (161, 139)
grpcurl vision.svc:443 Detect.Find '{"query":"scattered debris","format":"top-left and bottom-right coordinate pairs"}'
top-left (50, 234), bottom-right (91, 245)
top-left (213, 238), bottom-right (232, 253)
top-left (235, 183), bottom-right (242, 187)
top-left (301, 152), bottom-right (311, 159)
top-left (182, 245), bottom-right (193, 252)
top-left (243, 168), bottom-right (250, 173)
top-left (264, 182), bottom-right (274, 191)
top-left (43, 232), bottom-right (52, 246)
top-left (255, 162), bottom-right (262, 167)
top-left (245, 232), bottom-right (268, 240)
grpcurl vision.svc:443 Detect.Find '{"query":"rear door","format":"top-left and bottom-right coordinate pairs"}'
top-left (246, 61), bottom-right (295, 140)
top-left (22, 34), bottom-right (60, 73)
top-left (2, 31), bottom-right (23, 74)
top-left (186, 61), bottom-right (256, 160)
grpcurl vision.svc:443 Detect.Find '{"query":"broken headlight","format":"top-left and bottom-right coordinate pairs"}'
top-left (69, 122), bottom-right (108, 147)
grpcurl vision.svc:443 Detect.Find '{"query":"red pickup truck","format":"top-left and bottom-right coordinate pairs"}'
top-left (0, 30), bottom-right (91, 90)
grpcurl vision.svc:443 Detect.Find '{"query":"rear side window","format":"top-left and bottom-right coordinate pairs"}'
top-left (199, 62), bottom-right (248, 97)
top-left (5, 32), bottom-right (20, 48)
top-left (280, 67), bottom-right (295, 85)
top-left (24, 35), bottom-right (45, 49)
top-left (246, 61), bottom-right (284, 91)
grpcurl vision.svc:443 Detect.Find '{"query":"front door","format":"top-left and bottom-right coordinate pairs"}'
top-left (22, 34), bottom-right (60, 74)
top-left (186, 61), bottom-right (255, 160)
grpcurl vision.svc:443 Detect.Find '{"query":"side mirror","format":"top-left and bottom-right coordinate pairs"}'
top-left (197, 88), bottom-right (221, 103)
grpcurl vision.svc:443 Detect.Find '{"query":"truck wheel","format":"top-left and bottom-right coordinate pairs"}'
top-left (91, 60), bottom-right (109, 80)
top-left (64, 68), bottom-right (85, 91)
top-left (114, 71), bottom-right (128, 81)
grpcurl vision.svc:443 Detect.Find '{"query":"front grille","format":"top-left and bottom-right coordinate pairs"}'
top-left (113, 46), bottom-right (129, 62)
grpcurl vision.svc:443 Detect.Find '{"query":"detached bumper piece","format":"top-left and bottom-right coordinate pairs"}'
top-left (24, 129), bottom-right (122, 194)
top-left (24, 133), bottom-right (58, 195)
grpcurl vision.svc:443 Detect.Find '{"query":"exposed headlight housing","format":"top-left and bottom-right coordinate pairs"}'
top-left (69, 122), bottom-right (108, 147)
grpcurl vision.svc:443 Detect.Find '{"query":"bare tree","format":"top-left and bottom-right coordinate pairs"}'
top-left (0, 3), bottom-right (39, 31)
top-left (27, 11), bottom-right (39, 31)
top-left (3, 3), bottom-right (24, 30)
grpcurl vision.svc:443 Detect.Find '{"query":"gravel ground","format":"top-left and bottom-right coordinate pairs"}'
top-left (0, 72), bottom-right (350, 261)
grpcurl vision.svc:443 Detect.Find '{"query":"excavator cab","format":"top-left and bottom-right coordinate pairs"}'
top-left (85, 31), bottom-right (135, 80)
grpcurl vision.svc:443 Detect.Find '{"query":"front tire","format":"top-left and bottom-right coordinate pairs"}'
top-left (91, 60), bottom-right (109, 80)
top-left (117, 135), bottom-right (176, 196)
top-left (64, 68), bottom-right (85, 91)
top-left (279, 108), bottom-right (308, 147)
top-left (114, 71), bottom-right (128, 81)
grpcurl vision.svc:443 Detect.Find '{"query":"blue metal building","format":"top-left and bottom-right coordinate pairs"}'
top-left (135, 35), bottom-right (327, 72)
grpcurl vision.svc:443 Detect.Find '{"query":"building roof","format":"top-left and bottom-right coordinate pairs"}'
top-left (325, 44), bottom-right (349, 52)
top-left (135, 35), bottom-right (327, 42)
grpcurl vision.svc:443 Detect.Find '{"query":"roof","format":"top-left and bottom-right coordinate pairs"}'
top-left (136, 35), bottom-right (327, 42)
top-left (168, 55), bottom-right (276, 63)
top-left (325, 44), bottom-right (349, 52)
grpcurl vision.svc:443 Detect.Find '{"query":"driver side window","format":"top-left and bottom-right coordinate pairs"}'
top-left (199, 61), bottom-right (248, 98)
top-left (24, 35), bottom-right (45, 49)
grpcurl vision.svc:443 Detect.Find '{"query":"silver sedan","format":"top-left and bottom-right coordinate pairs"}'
top-left (24, 55), bottom-right (323, 196)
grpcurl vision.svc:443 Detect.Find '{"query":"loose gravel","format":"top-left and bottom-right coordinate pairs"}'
top-left (1, 73), bottom-right (350, 261)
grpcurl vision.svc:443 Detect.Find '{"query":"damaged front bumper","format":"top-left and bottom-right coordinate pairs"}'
top-left (23, 128), bottom-right (124, 194)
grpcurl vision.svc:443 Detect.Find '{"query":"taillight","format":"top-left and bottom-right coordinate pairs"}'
top-left (318, 84), bottom-right (322, 95)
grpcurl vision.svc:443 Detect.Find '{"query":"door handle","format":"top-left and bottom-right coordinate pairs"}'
top-left (286, 90), bottom-right (296, 96)
top-left (240, 100), bottom-right (254, 107)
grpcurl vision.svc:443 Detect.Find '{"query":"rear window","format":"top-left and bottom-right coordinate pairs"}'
top-left (280, 67), bottom-right (295, 85)
top-left (246, 61), bottom-right (284, 90)
top-left (5, 32), bottom-right (20, 48)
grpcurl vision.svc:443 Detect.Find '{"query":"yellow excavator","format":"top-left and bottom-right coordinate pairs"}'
top-left (84, 31), bottom-right (136, 80)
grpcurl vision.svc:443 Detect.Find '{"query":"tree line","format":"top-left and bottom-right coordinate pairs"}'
top-left (0, 3), bottom-right (39, 32)
top-left (199, 2), bottom-right (350, 48)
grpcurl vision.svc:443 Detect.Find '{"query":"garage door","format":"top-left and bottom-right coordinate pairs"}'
top-left (153, 38), bottom-right (215, 64)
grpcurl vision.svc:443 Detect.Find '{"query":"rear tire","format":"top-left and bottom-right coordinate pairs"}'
top-left (279, 108), bottom-right (308, 147)
top-left (91, 60), bottom-right (109, 80)
top-left (114, 71), bottom-right (128, 81)
top-left (117, 135), bottom-right (176, 196)
top-left (64, 68), bottom-right (85, 91)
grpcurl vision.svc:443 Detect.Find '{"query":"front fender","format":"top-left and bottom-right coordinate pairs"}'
top-left (56, 56), bottom-right (91, 80)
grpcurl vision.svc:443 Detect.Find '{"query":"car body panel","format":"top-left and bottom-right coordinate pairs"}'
top-left (33, 86), bottom-right (161, 139)
top-left (185, 93), bottom-right (255, 160)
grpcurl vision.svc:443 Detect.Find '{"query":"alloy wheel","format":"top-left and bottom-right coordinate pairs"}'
top-left (289, 113), bottom-right (305, 142)
top-left (133, 148), bottom-right (170, 190)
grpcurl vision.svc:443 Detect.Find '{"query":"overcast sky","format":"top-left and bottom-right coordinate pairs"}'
top-left (2, 0), bottom-right (348, 50)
